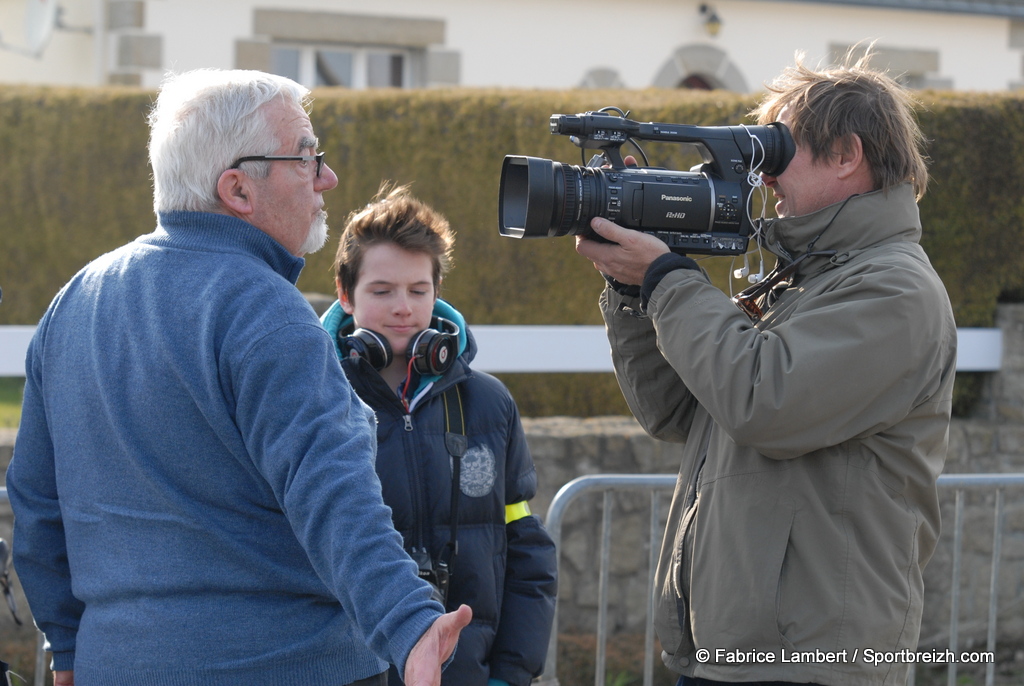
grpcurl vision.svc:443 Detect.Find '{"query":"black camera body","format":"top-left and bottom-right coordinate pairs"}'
top-left (411, 547), bottom-right (450, 607)
top-left (498, 110), bottom-right (796, 256)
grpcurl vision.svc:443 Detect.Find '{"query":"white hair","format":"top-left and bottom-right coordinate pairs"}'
top-left (148, 69), bottom-right (311, 213)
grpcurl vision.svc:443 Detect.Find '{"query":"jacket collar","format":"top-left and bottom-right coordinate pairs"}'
top-left (761, 183), bottom-right (921, 272)
top-left (320, 298), bottom-right (471, 364)
top-left (320, 298), bottom-right (475, 403)
top-left (148, 211), bottom-right (306, 285)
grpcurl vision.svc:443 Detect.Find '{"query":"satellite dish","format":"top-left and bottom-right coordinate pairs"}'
top-left (24, 0), bottom-right (59, 56)
top-left (0, 0), bottom-right (59, 57)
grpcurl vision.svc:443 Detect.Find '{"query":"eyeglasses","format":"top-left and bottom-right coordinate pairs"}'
top-left (732, 249), bottom-right (836, 321)
top-left (230, 152), bottom-right (326, 177)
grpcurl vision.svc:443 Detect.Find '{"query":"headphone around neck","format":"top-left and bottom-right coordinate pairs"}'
top-left (339, 316), bottom-right (460, 376)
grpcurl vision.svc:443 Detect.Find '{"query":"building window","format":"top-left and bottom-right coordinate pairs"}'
top-left (238, 9), bottom-right (455, 88)
top-left (651, 45), bottom-right (748, 92)
top-left (270, 45), bottom-right (408, 89)
top-left (368, 52), bottom-right (404, 88)
top-left (680, 74), bottom-right (713, 90)
top-left (316, 50), bottom-right (355, 87)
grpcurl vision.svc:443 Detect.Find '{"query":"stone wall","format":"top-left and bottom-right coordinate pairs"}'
top-left (2, 305), bottom-right (1023, 658)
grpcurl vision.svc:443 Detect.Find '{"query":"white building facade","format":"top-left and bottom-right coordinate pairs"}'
top-left (3, 0), bottom-right (1024, 93)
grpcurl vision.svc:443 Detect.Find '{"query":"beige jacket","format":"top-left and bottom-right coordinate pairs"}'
top-left (600, 184), bottom-right (957, 685)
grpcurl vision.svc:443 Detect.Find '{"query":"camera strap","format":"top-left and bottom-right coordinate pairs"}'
top-left (439, 384), bottom-right (467, 574)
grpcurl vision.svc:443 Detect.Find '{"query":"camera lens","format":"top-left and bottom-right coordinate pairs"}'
top-left (499, 156), bottom-right (555, 238)
top-left (499, 156), bottom-right (603, 238)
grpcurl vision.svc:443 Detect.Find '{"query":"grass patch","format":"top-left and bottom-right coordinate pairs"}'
top-left (0, 377), bottom-right (23, 428)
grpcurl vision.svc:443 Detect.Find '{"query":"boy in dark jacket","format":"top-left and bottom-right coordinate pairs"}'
top-left (321, 183), bottom-right (557, 686)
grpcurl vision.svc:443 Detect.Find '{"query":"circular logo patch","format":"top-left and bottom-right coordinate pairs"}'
top-left (457, 445), bottom-right (496, 498)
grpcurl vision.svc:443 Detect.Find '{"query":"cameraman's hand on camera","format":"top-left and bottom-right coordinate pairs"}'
top-left (404, 603), bottom-right (473, 686)
top-left (576, 153), bottom-right (670, 286)
top-left (576, 217), bottom-right (670, 286)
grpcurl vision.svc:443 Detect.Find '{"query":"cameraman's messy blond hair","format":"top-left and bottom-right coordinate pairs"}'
top-left (752, 47), bottom-right (928, 199)
top-left (333, 182), bottom-right (455, 302)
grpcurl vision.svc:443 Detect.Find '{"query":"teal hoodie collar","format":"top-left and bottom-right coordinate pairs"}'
top-left (320, 298), bottom-right (468, 390)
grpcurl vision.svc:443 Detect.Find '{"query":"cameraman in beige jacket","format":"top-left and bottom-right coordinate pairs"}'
top-left (575, 53), bottom-right (957, 686)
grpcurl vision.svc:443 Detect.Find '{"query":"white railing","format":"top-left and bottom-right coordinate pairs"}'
top-left (471, 325), bottom-right (1003, 373)
top-left (0, 325), bottom-right (1005, 376)
top-left (0, 327), bottom-right (35, 376)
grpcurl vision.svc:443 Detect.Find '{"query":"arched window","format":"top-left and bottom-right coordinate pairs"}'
top-left (652, 44), bottom-right (748, 93)
top-left (680, 74), bottom-right (713, 90)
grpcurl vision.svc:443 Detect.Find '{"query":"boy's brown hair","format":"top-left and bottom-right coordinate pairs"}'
top-left (334, 182), bottom-right (455, 301)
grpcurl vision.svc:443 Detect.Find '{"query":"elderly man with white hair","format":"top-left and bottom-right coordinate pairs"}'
top-left (7, 69), bottom-right (470, 686)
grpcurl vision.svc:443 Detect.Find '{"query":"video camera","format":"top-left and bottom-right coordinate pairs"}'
top-left (498, 109), bottom-right (795, 256)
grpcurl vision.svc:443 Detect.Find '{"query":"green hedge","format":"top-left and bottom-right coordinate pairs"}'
top-left (2, 86), bottom-right (1022, 415)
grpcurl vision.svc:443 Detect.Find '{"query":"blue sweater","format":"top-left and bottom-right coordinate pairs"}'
top-left (7, 212), bottom-right (443, 686)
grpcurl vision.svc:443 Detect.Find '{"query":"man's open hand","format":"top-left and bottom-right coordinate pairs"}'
top-left (403, 604), bottom-right (473, 686)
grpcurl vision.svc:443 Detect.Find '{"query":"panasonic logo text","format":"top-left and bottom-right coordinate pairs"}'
top-left (661, 194), bottom-right (694, 202)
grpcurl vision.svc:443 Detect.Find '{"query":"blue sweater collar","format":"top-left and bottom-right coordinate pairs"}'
top-left (148, 211), bottom-right (305, 285)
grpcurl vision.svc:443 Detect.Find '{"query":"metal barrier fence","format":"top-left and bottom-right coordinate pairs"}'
top-left (1, 486), bottom-right (48, 686)
top-left (4, 474), bottom-right (1024, 686)
top-left (538, 473), bottom-right (1024, 686)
